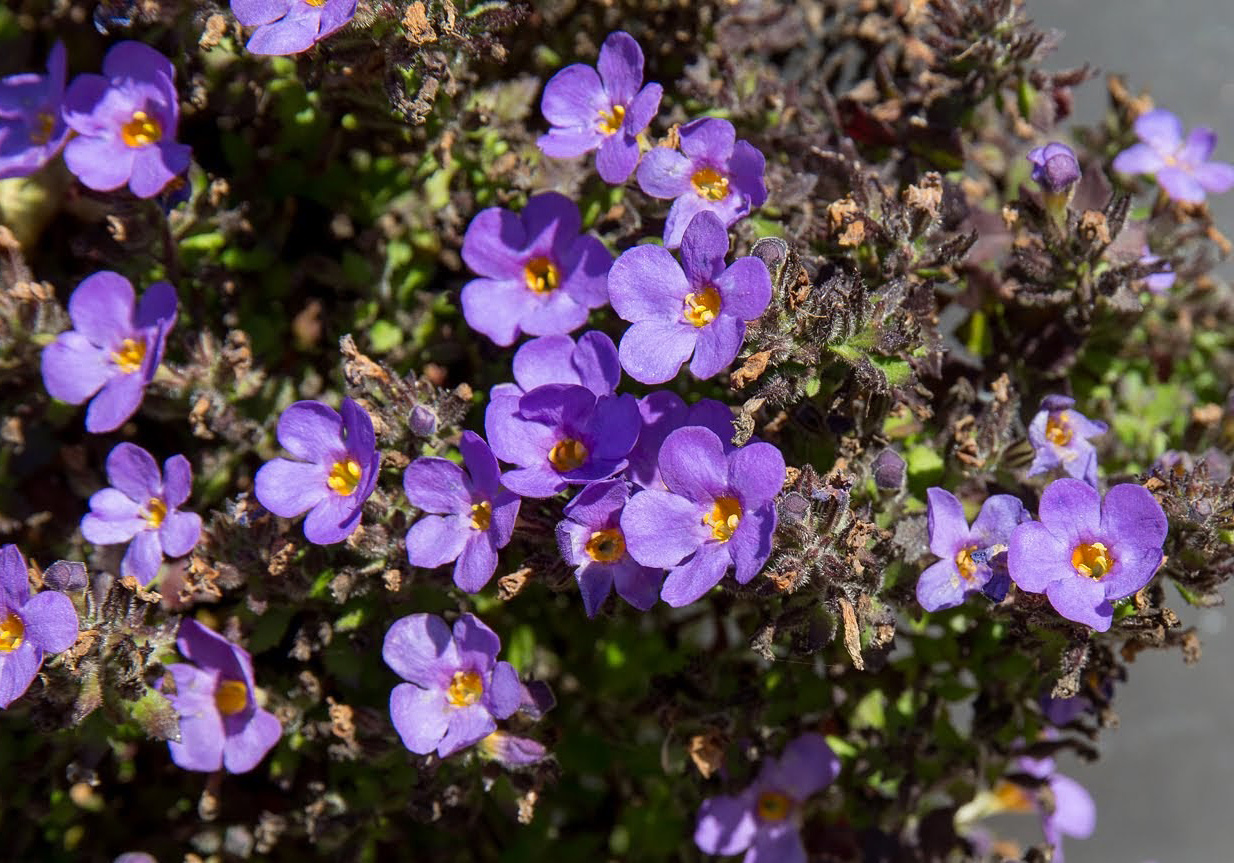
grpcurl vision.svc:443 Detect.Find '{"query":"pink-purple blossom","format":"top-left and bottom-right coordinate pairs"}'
top-left (254, 398), bottom-right (380, 545)
top-left (40, 270), bottom-right (177, 433)
top-left (916, 488), bottom-right (1029, 612)
top-left (608, 211), bottom-right (772, 384)
top-left (0, 41), bottom-right (69, 179)
top-left (636, 117), bottom-right (766, 248)
top-left (1112, 108), bottom-right (1234, 204)
top-left (231, 0), bottom-right (357, 55)
top-left (1026, 395), bottom-right (1107, 487)
top-left (80, 443), bottom-right (202, 587)
top-left (0, 544), bottom-right (78, 709)
top-left (490, 330), bottom-right (620, 401)
top-left (537, 30), bottom-right (662, 184)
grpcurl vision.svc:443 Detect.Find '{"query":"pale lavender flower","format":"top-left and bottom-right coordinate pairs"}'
top-left (0, 41), bottom-right (69, 179)
top-left (916, 488), bottom-right (1029, 612)
top-left (1112, 108), bottom-right (1234, 203)
top-left (1139, 246), bottom-right (1176, 293)
top-left (0, 545), bottom-right (78, 709)
top-left (231, 0), bottom-right (357, 56)
top-left (1027, 395), bottom-right (1107, 487)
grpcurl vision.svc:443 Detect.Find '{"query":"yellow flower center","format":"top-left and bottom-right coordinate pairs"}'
top-left (954, 545), bottom-right (979, 582)
top-left (120, 110), bottom-right (163, 148)
top-left (585, 528), bottom-right (626, 563)
top-left (704, 496), bottom-right (742, 542)
top-left (1072, 541), bottom-right (1114, 580)
top-left (306, 0), bottom-right (326, 5)
top-left (144, 497), bottom-right (167, 529)
top-left (691, 167), bottom-right (729, 201)
top-left (111, 337), bottom-right (146, 374)
top-left (31, 111), bottom-right (56, 146)
top-left (1045, 414), bottom-right (1072, 446)
top-left (326, 458), bottom-right (363, 496)
top-left (0, 612), bottom-right (25, 654)
top-left (755, 790), bottom-right (793, 822)
top-left (214, 679), bottom-right (249, 716)
top-left (446, 670), bottom-right (484, 707)
top-left (992, 780), bottom-right (1036, 814)
top-left (470, 500), bottom-right (492, 531)
top-left (597, 104), bottom-right (626, 136)
top-left (524, 256), bottom-right (560, 294)
top-left (549, 438), bottom-right (588, 473)
top-left (683, 286), bottom-right (722, 328)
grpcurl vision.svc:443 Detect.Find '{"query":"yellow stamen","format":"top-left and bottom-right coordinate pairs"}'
top-left (954, 545), bottom-right (979, 582)
top-left (704, 497), bottom-right (742, 542)
top-left (470, 500), bottom-right (492, 531)
top-left (549, 438), bottom-right (588, 473)
top-left (683, 286), bottom-right (722, 327)
top-left (111, 338), bottom-right (146, 374)
top-left (755, 790), bottom-right (792, 821)
top-left (0, 612), bottom-right (25, 654)
top-left (446, 670), bottom-right (484, 707)
top-left (214, 679), bottom-right (249, 716)
top-left (306, 0), bottom-right (326, 4)
top-left (326, 458), bottom-right (363, 496)
top-left (597, 104), bottom-right (626, 136)
top-left (144, 497), bottom-right (167, 529)
top-left (120, 110), bottom-right (162, 148)
top-left (585, 528), bottom-right (626, 563)
top-left (691, 167), bottom-right (729, 201)
top-left (1071, 541), bottom-right (1114, 580)
top-left (992, 780), bottom-right (1036, 814)
top-left (1045, 414), bottom-right (1072, 446)
top-left (31, 111), bottom-right (56, 147)
top-left (524, 257), bottom-right (560, 294)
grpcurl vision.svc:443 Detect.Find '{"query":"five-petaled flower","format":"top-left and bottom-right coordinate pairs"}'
top-left (490, 330), bottom-right (621, 401)
top-left (991, 752), bottom-right (1096, 863)
top-left (1008, 479), bottom-right (1168, 631)
top-left (382, 612), bottom-right (523, 758)
top-left (163, 618), bottom-right (282, 773)
top-left (62, 41), bottom-right (191, 198)
top-left (1112, 108), bottom-right (1234, 204)
top-left (403, 431), bottom-right (520, 593)
top-left (0, 41), bottom-right (69, 179)
top-left (916, 488), bottom-right (1030, 612)
top-left (460, 192), bottom-right (613, 346)
top-left (537, 30), bottom-right (663, 184)
top-left (254, 398), bottom-right (380, 545)
top-left (41, 270), bottom-right (178, 433)
top-left (636, 117), bottom-right (766, 248)
top-left (608, 211), bottom-right (772, 384)
top-left (1026, 395), bottom-right (1107, 487)
top-left (231, 0), bottom-right (358, 56)
top-left (80, 443), bottom-right (203, 586)
top-left (0, 545), bottom-right (78, 709)
top-left (694, 733), bottom-right (841, 863)
top-left (622, 426), bottom-right (784, 607)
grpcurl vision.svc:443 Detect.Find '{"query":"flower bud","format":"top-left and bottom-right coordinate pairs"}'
top-left (1026, 142), bottom-right (1081, 193)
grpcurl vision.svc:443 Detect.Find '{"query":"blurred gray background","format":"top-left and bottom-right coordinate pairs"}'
top-left (1001, 2), bottom-right (1234, 861)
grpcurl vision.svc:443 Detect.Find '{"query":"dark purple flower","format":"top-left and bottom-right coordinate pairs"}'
top-left (694, 733), bottom-right (840, 863)
top-left (479, 730), bottom-right (548, 768)
top-left (0, 545), bottom-right (78, 709)
top-left (62, 41), bottom-right (191, 198)
top-left (537, 30), bottom-right (662, 184)
top-left (461, 192), bottom-right (612, 346)
top-left (80, 443), bottom-right (202, 587)
top-left (636, 117), bottom-right (767, 248)
top-left (626, 391), bottom-right (736, 489)
top-left (382, 612), bottom-right (522, 758)
top-left (995, 754), bottom-right (1096, 863)
top-left (1027, 395), bottom-right (1107, 487)
top-left (164, 619), bottom-right (282, 773)
top-left (404, 431), bottom-right (520, 593)
top-left (485, 384), bottom-right (640, 498)
top-left (490, 330), bottom-right (621, 401)
top-left (622, 427), bottom-right (784, 607)
top-left (1139, 246), bottom-right (1176, 293)
top-left (609, 211), bottom-right (771, 384)
top-left (232, 0), bottom-right (357, 55)
top-left (555, 479), bottom-right (664, 616)
top-left (871, 448), bottom-right (906, 491)
top-left (916, 488), bottom-right (1029, 612)
top-left (1112, 108), bottom-right (1234, 203)
top-left (1027, 142), bottom-right (1080, 194)
top-left (0, 41), bottom-right (69, 179)
top-left (1008, 479), bottom-right (1168, 631)
top-left (254, 398), bottom-right (380, 545)
top-left (41, 271), bottom-right (177, 433)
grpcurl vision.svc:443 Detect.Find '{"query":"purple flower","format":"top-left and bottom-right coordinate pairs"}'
top-left (479, 731), bottom-right (547, 768)
top-left (62, 41), bottom-right (191, 199)
top-left (622, 427), bottom-right (784, 607)
top-left (0, 545), bottom-right (78, 709)
top-left (916, 488), bottom-right (1030, 612)
top-left (609, 211), bottom-right (772, 384)
top-left (636, 117), bottom-right (767, 248)
top-left (382, 612), bottom-right (522, 758)
top-left (254, 398), bottom-right (380, 545)
top-left (626, 391), bottom-right (737, 489)
top-left (1026, 142), bottom-right (1080, 194)
top-left (694, 733), bottom-right (840, 863)
top-left (231, 0), bottom-right (357, 55)
top-left (404, 431), bottom-right (520, 593)
top-left (40, 271), bottom-right (177, 433)
top-left (1112, 108), bottom-right (1234, 204)
top-left (1008, 479), bottom-right (1168, 631)
top-left (490, 330), bottom-right (620, 401)
top-left (537, 30), bottom-right (663, 184)
top-left (555, 479), bottom-right (664, 616)
top-left (0, 41), bottom-right (69, 179)
top-left (1139, 246), bottom-right (1176, 293)
top-left (164, 619), bottom-right (282, 773)
top-left (996, 754), bottom-right (1096, 863)
top-left (80, 443), bottom-right (202, 587)
top-left (460, 192), bottom-right (612, 347)
top-left (1027, 395), bottom-right (1107, 487)
top-left (485, 384), bottom-right (641, 499)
